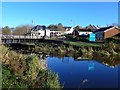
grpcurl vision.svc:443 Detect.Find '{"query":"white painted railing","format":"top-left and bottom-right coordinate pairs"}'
top-left (1, 35), bottom-right (43, 39)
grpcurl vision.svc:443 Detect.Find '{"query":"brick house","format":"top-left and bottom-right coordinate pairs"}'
top-left (94, 26), bottom-right (120, 40)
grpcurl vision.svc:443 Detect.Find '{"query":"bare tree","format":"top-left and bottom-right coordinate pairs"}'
top-left (112, 23), bottom-right (118, 26)
top-left (2, 26), bottom-right (11, 35)
top-left (13, 24), bottom-right (33, 35)
top-left (0, 27), bottom-right (2, 34)
top-left (57, 23), bottom-right (65, 31)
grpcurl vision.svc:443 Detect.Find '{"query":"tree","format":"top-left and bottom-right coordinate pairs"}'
top-left (2, 26), bottom-right (11, 35)
top-left (74, 25), bottom-right (82, 30)
top-left (111, 23), bottom-right (119, 26)
top-left (13, 24), bottom-right (33, 35)
top-left (0, 27), bottom-right (2, 34)
top-left (57, 23), bottom-right (65, 31)
top-left (48, 24), bottom-right (55, 30)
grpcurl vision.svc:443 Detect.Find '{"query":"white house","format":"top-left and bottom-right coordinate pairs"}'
top-left (73, 29), bottom-right (93, 36)
top-left (30, 25), bottom-right (46, 38)
top-left (65, 27), bottom-right (74, 34)
top-left (50, 31), bottom-right (63, 37)
top-left (30, 25), bottom-right (67, 38)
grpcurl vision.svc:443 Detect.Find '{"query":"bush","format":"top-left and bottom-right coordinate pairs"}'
top-left (2, 45), bottom-right (62, 89)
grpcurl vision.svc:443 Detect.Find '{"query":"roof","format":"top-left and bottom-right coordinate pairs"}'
top-left (93, 26), bottom-right (114, 33)
top-left (86, 24), bottom-right (98, 31)
top-left (76, 29), bottom-right (92, 32)
top-left (64, 27), bottom-right (71, 29)
top-left (31, 25), bottom-right (47, 31)
top-left (64, 27), bottom-right (72, 31)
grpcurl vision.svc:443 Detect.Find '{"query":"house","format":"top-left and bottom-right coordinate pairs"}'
top-left (64, 27), bottom-right (74, 34)
top-left (93, 26), bottom-right (120, 40)
top-left (29, 25), bottom-right (67, 38)
top-left (50, 31), bottom-right (63, 37)
top-left (30, 25), bottom-right (50, 38)
top-left (64, 27), bottom-right (71, 31)
top-left (72, 28), bottom-right (93, 36)
top-left (85, 24), bottom-right (100, 32)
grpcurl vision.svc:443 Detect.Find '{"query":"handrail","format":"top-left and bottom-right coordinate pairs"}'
top-left (1, 35), bottom-right (43, 39)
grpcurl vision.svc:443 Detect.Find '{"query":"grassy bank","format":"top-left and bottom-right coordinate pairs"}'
top-left (7, 41), bottom-right (120, 58)
top-left (64, 41), bottom-right (101, 47)
top-left (1, 45), bottom-right (62, 89)
top-left (33, 42), bottom-right (120, 57)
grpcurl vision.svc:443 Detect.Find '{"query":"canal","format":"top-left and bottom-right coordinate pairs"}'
top-left (45, 56), bottom-right (119, 89)
top-left (6, 44), bottom-right (120, 89)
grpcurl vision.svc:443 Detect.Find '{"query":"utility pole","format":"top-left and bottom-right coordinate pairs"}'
top-left (32, 20), bottom-right (33, 25)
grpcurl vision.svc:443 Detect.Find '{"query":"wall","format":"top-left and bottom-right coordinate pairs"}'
top-left (104, 28), bottom-right (120, 39)
top-left (79, 31), bottom-right (92, 35)
top-left (95, 31), bottom-right (104, 40)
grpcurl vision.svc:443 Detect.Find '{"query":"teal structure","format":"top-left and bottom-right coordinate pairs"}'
top-left (89, 33), bottom-right (95, 41)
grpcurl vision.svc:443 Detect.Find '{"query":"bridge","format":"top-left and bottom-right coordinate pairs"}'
top-left (1, 35), bottom-right (64, 45)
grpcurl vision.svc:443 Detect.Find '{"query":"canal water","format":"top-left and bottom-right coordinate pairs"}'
top-left (46, 56), bottom-right (119, 89)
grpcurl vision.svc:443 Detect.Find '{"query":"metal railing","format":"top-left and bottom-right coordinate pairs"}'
top-left (1, 35), bottom-right (43, 39)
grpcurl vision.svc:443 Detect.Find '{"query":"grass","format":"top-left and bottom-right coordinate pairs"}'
top-left (64, 41), bottom-right (101, 47)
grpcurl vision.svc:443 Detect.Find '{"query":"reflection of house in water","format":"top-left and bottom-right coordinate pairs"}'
top-left (77, 57), bottom-right (89, 60)
top-left (74, 57), bottom-right (95, 71)
top-left (88, 62), bottom-right (95, 71)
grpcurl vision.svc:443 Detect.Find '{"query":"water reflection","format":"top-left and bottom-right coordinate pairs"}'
top-left (46, 56), bottom-right (119, 88)
top-left (36, 53), bottom-right (120, 68)
top-left (9, 44), bottom-right (120, 68)
top-left (35, 54), bottom-right (120, 88)
top-left (6, 44), bottom-right (120, 88)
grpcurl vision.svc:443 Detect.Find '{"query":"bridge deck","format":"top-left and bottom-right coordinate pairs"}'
top-left (1, 35), bottom-right (64, 44)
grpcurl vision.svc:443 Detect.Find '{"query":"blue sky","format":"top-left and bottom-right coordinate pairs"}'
top-left (2, 2), bottom-right (118, 28)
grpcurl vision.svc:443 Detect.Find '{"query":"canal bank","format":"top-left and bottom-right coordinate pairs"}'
top-left (1, 45), bottom-right (62, 88)
top-left (6, 41), bottom-right (120, 58)
top-left (1, 43), bottom-right (120, 89)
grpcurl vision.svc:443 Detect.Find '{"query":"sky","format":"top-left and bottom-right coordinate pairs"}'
top-left (1, 0), bottom-right (120, 2)
top-left (2, 2), bottom-right (118, 28)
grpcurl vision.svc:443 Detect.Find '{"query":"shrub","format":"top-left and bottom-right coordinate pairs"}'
top-left (2, 45), bottom-right (62, 89)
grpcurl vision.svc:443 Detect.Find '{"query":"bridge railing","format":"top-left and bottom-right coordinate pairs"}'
top-left (1, 35), bottom-right (43, 39)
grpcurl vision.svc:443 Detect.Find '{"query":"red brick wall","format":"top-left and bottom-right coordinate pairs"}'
top-left (104, 28), bottom-right (120, 39)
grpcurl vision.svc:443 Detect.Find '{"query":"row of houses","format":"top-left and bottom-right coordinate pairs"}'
top-left (28, 25), bottom-right (74, 38)
top-left (73, 25), bottom-right (120, 40)
top-left (28, 25), bottom-right (120, 40)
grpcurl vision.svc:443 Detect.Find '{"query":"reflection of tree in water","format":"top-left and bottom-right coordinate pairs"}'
top-left (7, 43), bottom-right (120, 70)
top-left (35, 51), bottom-right (120, 69)
top-left (61, 57), bottom-right (70, 63)
top-left (92, 54), bottom-right (120, 68)
top-left (68, 51), bottom-right (120, 68)
top-left (37, 54), bottom-right (48, 69)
